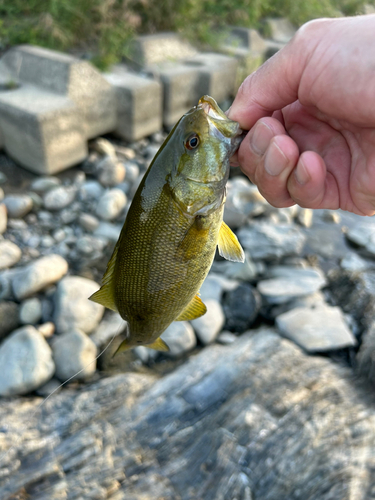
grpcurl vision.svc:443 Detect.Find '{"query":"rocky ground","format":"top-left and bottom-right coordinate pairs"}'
top-left (1, 132), bottom-right (375, 499)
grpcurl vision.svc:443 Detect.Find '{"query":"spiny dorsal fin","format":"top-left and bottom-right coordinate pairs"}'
top-left (218, 221), bottom-right (245, 263)
top-left (89, 238), bottom-right (120, 312)
top-left (176, 294), bottom-right (207, 321)
top-left (147, 337), bottom-right (170, 352)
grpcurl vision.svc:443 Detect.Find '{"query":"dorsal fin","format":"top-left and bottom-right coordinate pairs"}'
top-left (218, 221), bottom-right (245, 263)
top-left (89, 239), bottom-right (120, 312)
top-left (176, 294), bottom-right (207, 321)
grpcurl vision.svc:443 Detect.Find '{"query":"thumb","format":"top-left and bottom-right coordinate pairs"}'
top-left (228, 24), bottom-right (315, 130)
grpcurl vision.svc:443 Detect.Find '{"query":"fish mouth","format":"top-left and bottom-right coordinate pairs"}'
top-left (198, 95), bottom-right (244, 154)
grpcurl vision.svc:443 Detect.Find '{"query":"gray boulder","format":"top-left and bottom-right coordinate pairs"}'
top-left (12, 254), bottom-right (68, 300)
top-left (54, 276), bottom-right (104, 334)
top-left (0, 325), bottom-right (55, 396)
top-left (1, 329), bottom-right (375, 499)
top-left (191, 299), bottom-right (225, 345)
top-left (52, 329), bottom-right (97, 381)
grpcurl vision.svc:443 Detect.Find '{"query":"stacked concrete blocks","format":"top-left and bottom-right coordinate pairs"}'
top-left (0, 45), bottom-right (116, 174)
top-left (104, 65), bottom-right (162, 142)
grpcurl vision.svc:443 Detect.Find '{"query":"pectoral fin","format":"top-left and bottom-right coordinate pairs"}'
top-left (89, 237), bottom-right (120, 312)
top-left (218, 221), bottom-right (245, 263)
top-left (147, 337), bottom-right (170, 352)
top-left (176, 294), bottom-right (207, 321)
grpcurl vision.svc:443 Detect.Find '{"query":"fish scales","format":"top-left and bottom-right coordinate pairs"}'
top-left (90, 95), bottom-right (245, 352)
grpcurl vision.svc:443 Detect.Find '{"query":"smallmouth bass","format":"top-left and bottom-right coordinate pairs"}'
top-left (90, 95), bottom-right (244, 352)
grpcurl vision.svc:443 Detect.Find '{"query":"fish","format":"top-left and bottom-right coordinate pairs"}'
top-left (89, 95), bottom-right (245, 353)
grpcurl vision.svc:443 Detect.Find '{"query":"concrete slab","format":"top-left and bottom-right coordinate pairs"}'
top-left (184, 53), bottom-right (238, 103)
top-left (0, 45), bottom-right (116, 173)
top-left (0, 86), bottom-right (87, 174)
top-left (104, 66), bottom-right (162, 141)
top-left (130, 32), bottom-right (197, 66)
top-left (148, 61), bottom-right (202, 128)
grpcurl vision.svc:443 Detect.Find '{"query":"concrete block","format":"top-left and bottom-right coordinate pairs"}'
top-left (148, 62), bottom-right (202, 128)
top-left (104, 66), bottom-right (162, 141)
top-left (184, 53), bottom-right (238, 103)
top-left (0, 86), bottom-right (87, 174)
top-left (262, 18), bottom-right (297, 44)
top-left (0, 45), bottom-right (117, 173)
top-left (224, 28), bottom-right (268, 54)
top-left (130, 32), bottom-right (197, 66)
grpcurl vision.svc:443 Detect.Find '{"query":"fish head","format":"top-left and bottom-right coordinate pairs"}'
top-left (168, 95), bottom-right (243, 216)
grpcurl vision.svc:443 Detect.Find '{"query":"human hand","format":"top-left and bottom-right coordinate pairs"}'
top-left (228, 15), bottom-right (375, 216)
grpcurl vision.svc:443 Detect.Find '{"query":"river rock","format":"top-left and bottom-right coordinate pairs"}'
top-left (191, 299), bottom-right (225, 345)
top-left (0, 203), bottom-right (7, 233)
top-left (93, 221), bottom-right (122, 242)
top-left (211, 252), bottom-right (260, 280)
top-left (98, 156), bottom-right (126, 187)
top-left (96, 188), bottom-right (127, 221)
top-left (199, 273), bottom-right (238, 302)
top-left (12, 254), bottom-right (68, 300)
top-left (124, 162), bottom-right (140, 183)
top-left (37, 321), bottom-right (55, 338)
top-left (276, 303), bottom-right (357, 352)
top-left (0, 325), bottom-right (55, 396)
top-left (90, 311), bottom-right (126, 348)
top-left (238, 222), bottom-right (306, 261)
top-left (0, 240), bottom-right (21, 270)
top-left (54, 276), bottom-right (104, 334)
top-left (257, 268), bottom-right (326, 304)
top-left (78, 213), bottom-right (100, 232)
top-left (19, 297), bottom-right (43, 325)
top-left (297, 207), bottom-right (313, 227)
top-left (340, 252), bottom-right (370, 271)
top-left (161, 321), bottom-right (196, 356)
top-left (0, 301), bottom-right (19, 340)
top-left (30, 176), bottom-right (61, 193)
top-left (43, 186), bottom-right (77, 211)
top-left (3, 194), bottom-right (33, 219)
top-left (79, 180), bottom-right (104, 201)
top-left (223, 282), bottom-right (261, 332)
top-left (1, 329), bottom-right (375, 499)
top-left (52, 329), bottom-right (97, 382)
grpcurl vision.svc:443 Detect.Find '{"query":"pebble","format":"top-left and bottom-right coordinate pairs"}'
top-left (4, 194), bottom-right (33, 218)
top-left (60, 207), bottom-right (78, 224)
top-left (124, 162), bottom-right (140, 183)
top-left (0, 301), bottom-right (19, 340)
top-left (40, 235), bottom-right (55, 248)
top-left (0, 187), bottom-right (3, 201)
top-left (98, 156), bottom-right (126, 187)
top-left (12, 254), bottom-right (69, 300)
top-left (37, 321), bottom-right (55, 338)
top-left (54, 276), bottom-right (104, 334)
top-left (217, 331), bottom-right (237, 345)
top-left (53, 228), bottom-right (66, 243)
top-left (43, 186), bottom-right (77, 211)
top-left (257, 268), bottom-right (326, 305)
top-left (19, 297), bottom-right (43, 325)
top-left (96, 189), bottom-right (127, 221)
top-left (92, 137), bottom-right (117, 158)
top-left (35, 377), bottom-right (62, 397)
top-left (238, 222), bottom-right (306, 261)
top-left (0, 203), bottom-right (7, 233)
top-left (199, 273), bottom-right (238, 302)
top-left (344, 224), bottom-right (373, 248)
top-left (79, 180), bottom-right (104, 201)
top-left (90, 311), bottom-right (126, 348)
top-left (7, 218), bottom-right (27, 229)
top-left (297, 208), bottom-right (313, 228)
top-left (191, 299), bottom-right (225, 345)
top-left (52, 329), bottom-right (97, 381)
top-left (0, 172), bottom-right (6, 184)
top-left (0, 326), bottom-right (55, 396)
top-left (29, 192), bottom-right (43, 211)
top-left (0, 240), bottom-right (22, 269)
top-left (211, 253), bottom-right (259, 281)
top-left (161, 321), bottom-right (196, 356)
top-left (79, 213), bottom-right (100, 232)
top-left (276, 303), bottom-right (357, 352)
top-left (322, 210), bottom-right (341, 224)
top-left (223, 283), bottom-right (261, 332)
top-left (340, 252), bottom-right (369, 272)
top-left (30, 176), bottom-right (61, 193)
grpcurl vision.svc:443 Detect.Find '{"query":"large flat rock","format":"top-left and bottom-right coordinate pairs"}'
top-left (0, 329), bottom-right (374, 499)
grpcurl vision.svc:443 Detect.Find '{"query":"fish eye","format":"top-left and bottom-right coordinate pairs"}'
top-left (185, 134), bottom-right (200, 150)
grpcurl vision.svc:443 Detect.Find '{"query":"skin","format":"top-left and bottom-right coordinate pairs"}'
top-left (228, 14), bottom-right (375, 216)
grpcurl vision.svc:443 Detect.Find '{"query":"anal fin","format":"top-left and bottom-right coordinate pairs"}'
top-left (218, 221), bottom-right (245, 263)
top-left (176, 294), bottom-right (207, 321)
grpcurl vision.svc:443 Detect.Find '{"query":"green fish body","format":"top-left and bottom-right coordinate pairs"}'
top-left (90, 96), bottom-right (244, 352)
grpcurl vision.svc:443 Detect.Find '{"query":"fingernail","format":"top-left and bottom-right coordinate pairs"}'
top-left (250, 122), bottom-right (274, 155)
top-left (264, 141), bottom-right (287, 176)
top-left (295, 158), bottom-right (310, 185)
